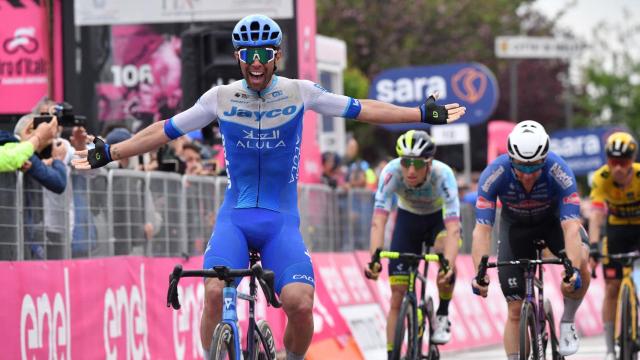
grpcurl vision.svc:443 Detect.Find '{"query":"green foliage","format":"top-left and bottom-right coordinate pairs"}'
top-left (572, 19), bottom-right (640, 136)
top-left (343, 67), bottom-right (369, 100)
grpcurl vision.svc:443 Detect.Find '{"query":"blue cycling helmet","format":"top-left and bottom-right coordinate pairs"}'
top-left (232, 14), bottom-right (282, 49)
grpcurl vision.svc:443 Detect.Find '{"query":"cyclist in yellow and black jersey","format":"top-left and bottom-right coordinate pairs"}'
top-left (588, 131), bottom-right (640, 360)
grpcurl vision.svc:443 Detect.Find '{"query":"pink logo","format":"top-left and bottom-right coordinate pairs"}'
top-left (476, 196), bottom-right (495, 210)
top-left (563, 192), bottom-right (581, 206)
top-left (3, 27), bottom-right (39, 54)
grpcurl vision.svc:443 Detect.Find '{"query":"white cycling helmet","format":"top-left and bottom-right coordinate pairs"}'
top-left (396, 130), bottom-right (436, 158)
top-left (507, 120), bottom-right (550, 162)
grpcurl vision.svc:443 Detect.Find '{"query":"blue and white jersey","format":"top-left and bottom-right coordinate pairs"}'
top-left (164, 76), bottom-right (361, 216)
top-left (374, 158), bottom-right (460, 220)
top-left (475, 152), bottom-right (581, 226)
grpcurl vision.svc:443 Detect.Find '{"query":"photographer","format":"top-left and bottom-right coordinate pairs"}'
top-left (14, 114), bottom-right (69, 259)
top-left (0, 117), bottom-right (58, 173)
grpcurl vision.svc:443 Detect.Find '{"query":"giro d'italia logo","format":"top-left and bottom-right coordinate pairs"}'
top-left (3, 27), bottom-right (39, 54)
top-left (451, 67), bottom-right (487, 104)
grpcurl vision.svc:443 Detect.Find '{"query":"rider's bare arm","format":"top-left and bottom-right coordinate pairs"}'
top-left (369, 211), bottom-right (389, 255)
top-left (356, 99), bottom-right (465, 125)
top-left (443, 219), bottom-right (461, 265)
top-left (109, 121), bottom-right (169, 161)
top-left (561, 219), bottom-right (585, 269)
top-left (471, 224), bottom-right (492, 270)
top-left (588, 207), bottom-right (605, 246)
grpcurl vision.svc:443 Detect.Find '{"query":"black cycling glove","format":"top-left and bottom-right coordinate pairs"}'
top-left (87, 137), bottom-right (112, 169)
top-left (419, 95), bottom-right (448, 125)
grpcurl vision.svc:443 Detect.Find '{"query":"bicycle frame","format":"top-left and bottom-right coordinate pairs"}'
top-left (609, 252), bottom-right (640, 345)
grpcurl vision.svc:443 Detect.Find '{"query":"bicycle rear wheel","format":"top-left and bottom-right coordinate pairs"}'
top-left (210, 322), bottom-right (236, 360)
top-left (391, 296), bottom-right (417, 360)
top-left (619, 284), bottom-right (638, 360)
top-left (520, 302), bottom-right (540, 360)
top-left (252, 319), bottom-right (277, 360)
top-left (543, 299), bottom-right (564, 360)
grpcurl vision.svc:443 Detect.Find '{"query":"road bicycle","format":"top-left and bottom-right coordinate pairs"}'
top-left (167, 251), bottom-right (282, 360)
top-left (368, 248), bottom-right (450, 360)
top-left (597, 250), bottom-right (640, 360)
top-left (475, 240), bottom-right (574, 360)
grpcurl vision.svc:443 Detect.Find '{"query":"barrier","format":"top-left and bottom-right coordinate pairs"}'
top-left (0, 253), bottom-right (605, 359)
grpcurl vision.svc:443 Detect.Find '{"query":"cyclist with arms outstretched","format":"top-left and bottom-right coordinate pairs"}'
top-left (72, 14), bottom-right (466, 360)
top-left (470, 121), bottom-right (591, 359)
top-left (365, 130), bottom-right (461, 357)
top-left (588, 132), bottom-right (640, 360)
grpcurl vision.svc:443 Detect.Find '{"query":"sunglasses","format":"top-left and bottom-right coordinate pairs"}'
top-left (400, 157), bottom-right (430, 169)
top-left (237, 47), bottom-right (277, 64)
top-left (511, 161), bottom-right (545, 174)
top-left (608, 157), bottom-right (633, 167)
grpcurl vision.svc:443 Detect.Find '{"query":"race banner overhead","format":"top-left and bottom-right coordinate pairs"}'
top-left (369, 63), bottom-right (499, 131)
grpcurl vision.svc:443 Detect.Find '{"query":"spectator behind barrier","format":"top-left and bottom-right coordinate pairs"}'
top-left (14, 114), bottom-right (68, 259)
top-left (0, 118), bottom-right (57, 172)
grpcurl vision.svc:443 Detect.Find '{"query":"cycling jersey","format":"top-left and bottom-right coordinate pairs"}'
top-left (165, 76), bottom-right (361, 292)
top-left (164, 76), bottom-right (361, 216)
top-left (475, 152), bottom-right (581, 226)
top-left (374, 158), bottom-right (460, 220)
top-left (589, 163), bottom-right (640, 225)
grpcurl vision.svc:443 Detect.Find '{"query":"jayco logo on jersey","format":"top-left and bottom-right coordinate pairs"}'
top-left (20, 268), bottom-right (71, 360)
top-left (103, 264), bottom-right (150, 360)
top-left (223, 105), bottom-right (297, 121)
top-left (236, 129), bottom-right (286, 149)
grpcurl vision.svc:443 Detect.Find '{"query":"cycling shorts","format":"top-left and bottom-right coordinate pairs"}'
top-left (203, 207), bottom-right (314, 293)
top-left (602, 224), bottom-right (640, 279)
top-left (497, 215), bottom-right (588, 301)
top-left (388, 208), bottom-right (447, 285)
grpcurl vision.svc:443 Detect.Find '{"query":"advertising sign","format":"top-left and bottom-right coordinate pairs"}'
top-left (369, 62), bottom-right (499, 131)
top-left (550, 126), bottom-right (625, 176)
top-left (0, 1), bottom-right (62, 114)
top-left (495, 36), bottom-right (583, 59)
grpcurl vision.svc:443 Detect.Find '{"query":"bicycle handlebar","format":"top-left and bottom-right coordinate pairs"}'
top-left (366, 248), bottom-right (451, 279)
top-left (474, 254), bottom-right (575, 287)
top-left (166, 263), bottom-right (282, 310)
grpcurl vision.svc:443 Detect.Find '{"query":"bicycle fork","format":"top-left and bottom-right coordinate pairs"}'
top-left (222, 287), bottom-right (243, 358)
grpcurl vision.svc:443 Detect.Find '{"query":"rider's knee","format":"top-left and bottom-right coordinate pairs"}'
top-left (605, 280), bottom-right (621, 299)
top-left (282, 287), bottom-right (314, 318)
top-left (507, 301), bottom-right (522, 321)
top-left (204, 279), bottom-right (225, 310)
top-left (390, 287), bottom-right (407, 309)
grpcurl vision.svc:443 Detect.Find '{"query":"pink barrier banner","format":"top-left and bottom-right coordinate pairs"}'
top-left (0, 253), bottom-right (606, 359)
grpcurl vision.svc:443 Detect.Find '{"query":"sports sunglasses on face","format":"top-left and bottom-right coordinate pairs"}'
top-left (400, 157), bottom-right (430, 169)
top-left (237, 47), bottom-right (277, 64)
top-left (608, 157), bottom-right (633, 167)
top-left (511, 161), bottom-right (545, 174)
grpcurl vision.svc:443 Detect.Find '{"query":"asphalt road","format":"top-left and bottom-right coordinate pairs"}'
top-left (444, 335), bottom-right (606, 359)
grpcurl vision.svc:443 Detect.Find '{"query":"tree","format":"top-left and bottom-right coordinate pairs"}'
top-left (317, 0), bottom-right (575, 168)
top-left (572, 15), bottom-right (640, 136)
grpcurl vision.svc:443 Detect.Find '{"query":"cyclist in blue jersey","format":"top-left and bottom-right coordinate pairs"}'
top-left (470, 121), bottom-right (591, 359)
top-left (72, 14), bottom-right (466, 359)
top-left (365, 130), bottom-right (461, 354)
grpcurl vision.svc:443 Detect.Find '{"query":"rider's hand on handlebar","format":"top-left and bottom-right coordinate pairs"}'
top-left (437, 266), bottom-right (454, 286)
top-left (365, 261), bottom-right (382, 280)
top-left (471, 277), bottom-right (489, 298)
top-left (561, 267), bottom-right (582, 293)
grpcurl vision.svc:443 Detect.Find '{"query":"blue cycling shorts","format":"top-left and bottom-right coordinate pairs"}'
top-left (203, 207), bottom-right (314, 293)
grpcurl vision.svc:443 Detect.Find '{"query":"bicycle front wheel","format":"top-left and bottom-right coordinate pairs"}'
top-left (210, 322), bottom-right (236, 360)
top-left (619, 284), bottom-right (638, 360)
top-left (252, 319), bottom-right (277, 360)
top-left (520, 301), bottom-right (540, 360)
top-left (543, 299), bottom-right (563, 360)
top-left (391, 296), bottom-right (417, 360)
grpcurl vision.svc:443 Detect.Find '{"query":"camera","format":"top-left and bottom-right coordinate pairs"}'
top-left (34, 102), bottom-right (86, 128)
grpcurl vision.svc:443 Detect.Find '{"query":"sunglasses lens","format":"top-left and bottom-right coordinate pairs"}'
top-left (238, 48), bottom-right (275, 64)
top-left (610, 158), bottom-right (632, 167)
top-left (400, 158), bottom-right (427, 169)
top-left (512, 162), bottom-right (544, 174)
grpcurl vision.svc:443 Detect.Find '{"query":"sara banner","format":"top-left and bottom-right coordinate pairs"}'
top-left (368, 63), bottom-right (499, 131)
top-left (550, 126), bottom-right (626, 176)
